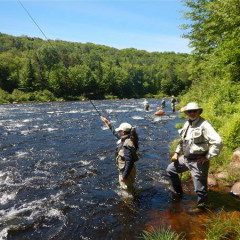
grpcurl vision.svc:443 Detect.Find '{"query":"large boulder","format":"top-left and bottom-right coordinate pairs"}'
top-left (230, 181), bottom-right (240, 197)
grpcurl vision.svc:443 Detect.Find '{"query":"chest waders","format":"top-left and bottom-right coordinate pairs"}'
top-left (116, 139), bottom-right (137, 191)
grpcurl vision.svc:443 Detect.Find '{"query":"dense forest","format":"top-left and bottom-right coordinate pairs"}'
top-left (180, 0), bottom-right (240, 165)
top-left (0, 33), bottom-right (191, 102)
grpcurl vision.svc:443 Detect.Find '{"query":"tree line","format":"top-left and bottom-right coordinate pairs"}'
top-left (0, 33), bottom-right (191, 102)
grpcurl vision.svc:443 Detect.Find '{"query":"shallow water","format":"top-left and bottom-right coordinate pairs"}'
top-left (0, 99), bottom-right (239, 240)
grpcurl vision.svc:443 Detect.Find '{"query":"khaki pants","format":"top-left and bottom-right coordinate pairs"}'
top-left (117, 158), bottom-right (136, 191)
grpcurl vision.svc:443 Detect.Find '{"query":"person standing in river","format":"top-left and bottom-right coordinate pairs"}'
top-left (166, 102), bottom-right (222, 213)
top-left (170, 96), bottom-right (177, 112)
top-left (143, 98), bottom-right (150, 111)
top-left (100, 116), bottom-right (139, 195)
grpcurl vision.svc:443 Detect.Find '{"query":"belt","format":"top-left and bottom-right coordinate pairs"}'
top-left (185, 153), bottom-right (207, 160)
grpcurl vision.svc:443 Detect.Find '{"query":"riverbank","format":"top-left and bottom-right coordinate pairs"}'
top-left (141, 179), bottom-right (240, 240)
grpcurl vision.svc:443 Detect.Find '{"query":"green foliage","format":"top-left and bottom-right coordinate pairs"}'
top-left (11, 89), bottom-right (31, 102)
top-left (205, 211), bottom-right (240, 240)
top-left (104, 94), bottom-right (118, 100)
top-left (169, 139), bottom-right (180, 156)
top-left (0, 88), bottom-right (10, 103)
top-left (0, 33), bottom-right (191, 102)
top-left (219, 114), bottom-right (240, 150)
top-left (31, 90), bottom-right (56, 102)
top-left (153, 92), bottom-right (165, 99)
top-left (142, 227), bottom-right (184, 240)
top-left (175, 122), bottom-right (183, 129)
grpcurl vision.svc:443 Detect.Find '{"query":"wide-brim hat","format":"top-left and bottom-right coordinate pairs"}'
top-left (181, 102), bottom-right (203, 114)
top-left (115, 122), bottom-right (132, 132)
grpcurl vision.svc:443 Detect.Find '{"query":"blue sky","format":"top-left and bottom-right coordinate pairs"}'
top-left (0, 0), bottom-right (191, 53)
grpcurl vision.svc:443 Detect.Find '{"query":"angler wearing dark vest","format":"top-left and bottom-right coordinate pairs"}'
top-left (101, 117), bottom-right (139, 192)
top-left (166, 102), bottom-right (222, 213)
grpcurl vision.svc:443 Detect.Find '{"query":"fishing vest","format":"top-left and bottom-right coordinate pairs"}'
top-left (178, 118), bottom-right (209, 158)
top-left (116, 138), bottom-right (139, 164)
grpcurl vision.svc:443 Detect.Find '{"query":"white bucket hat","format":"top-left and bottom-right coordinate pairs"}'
top-left (181, 102), bottom-right (203, 113)
top-left (115, 122), bottom-right (132, 132)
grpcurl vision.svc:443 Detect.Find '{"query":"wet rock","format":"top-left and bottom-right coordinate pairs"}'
top-left (230, 148), bottom-right (240, 169)
top-left (230, 182), bottom-right (240, 197)
top-left (208, 175), bottom-right (217, 187)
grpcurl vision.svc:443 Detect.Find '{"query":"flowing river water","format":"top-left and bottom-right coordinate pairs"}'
top-left (0, 99), bottom-right (239, 240)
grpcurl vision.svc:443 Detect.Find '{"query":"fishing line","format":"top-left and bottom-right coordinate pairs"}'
top-left (17, 0), bottom-right (54, 48)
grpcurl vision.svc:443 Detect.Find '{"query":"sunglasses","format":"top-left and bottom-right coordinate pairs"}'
top-left (186, 110), bottom-right (198, 113)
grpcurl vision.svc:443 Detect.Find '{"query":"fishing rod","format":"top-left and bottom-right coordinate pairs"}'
top-left (89, 99), bottom-right (102, 117)
top-left (89, 98), bottom-right (119, 138)
top-left (17, 0), bottom-right (54, 48)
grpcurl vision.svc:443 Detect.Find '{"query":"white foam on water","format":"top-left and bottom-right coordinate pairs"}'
top-left (14, 123), bottom-right (25, 128)
top-left (20, 130), bottom-right (34, 135)
top-left (101, 125), bottom-right (109, 130)
top-left (0, 192), bottom-right (17, 205)
top-left (81, 110), bottom-right (93, 114)
top-left (106, 109), bottom-right (128, 113)
top-left (153, 117), bottom-right (163, 122)
top-left (135, 107), bottom-right (145, 112)
top-left (79, 160), bottom-right (91, 166)
top-left (22, 119), bottom-right (32, 123)
top-left (132, 116), bottom-right (144, 120)
top-left (45, 128), bottom-right (58, 132)
top-left (0, 227), bottom-right (9, 240)
top-left (98, 156), bottom-right (106, 161)
top-left (0, 170), bottom-right (22, 186)
top-left (46, 208), bottom-right (62, 218)
top-left (15, 151), bottom-right (28, 158)
top-left (0, 192), bottom-right (66, 224)
top-left (47, 111), bottom-right (63, 114)
top-left (119, 105), bottom-right (137, 108)
top-left (68, 110), bottom-right (80, 113)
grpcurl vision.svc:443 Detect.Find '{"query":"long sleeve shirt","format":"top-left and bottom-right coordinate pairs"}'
top-left (175, 117), bottom-right (222, 159)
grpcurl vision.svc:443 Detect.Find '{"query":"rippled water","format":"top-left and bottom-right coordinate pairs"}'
top-left (0, 99), bottom-right (197, 239)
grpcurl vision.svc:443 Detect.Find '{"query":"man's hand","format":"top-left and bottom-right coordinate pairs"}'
top-left (171, 153), bottom-right (178, 162)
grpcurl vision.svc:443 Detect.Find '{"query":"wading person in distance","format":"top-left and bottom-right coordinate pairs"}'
top-left (161, 98), bottom-right (166, 109)
top-left (170, 96), bottom-right (177, 112)
top-left (143, 98), bottom-right (150, 111)
top-left (101, 116), bottom-right (139, 196)
top-left (166, 102), bottom-right (222, 213)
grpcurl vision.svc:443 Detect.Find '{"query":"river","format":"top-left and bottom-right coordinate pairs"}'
top-left (0, 99), bottom-right (239, 240)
